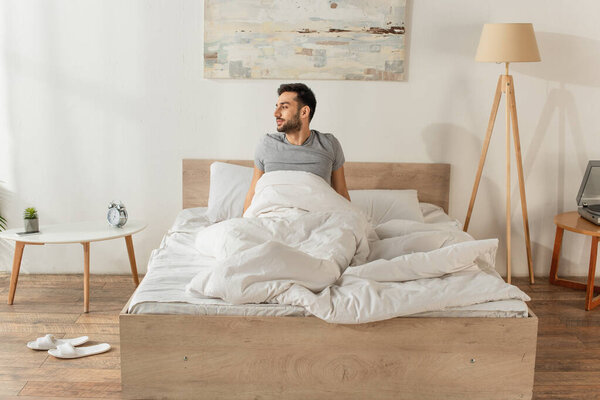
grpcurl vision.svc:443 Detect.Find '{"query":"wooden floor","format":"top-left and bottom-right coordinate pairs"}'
top-left (0, 274), bottom-right (599, 399)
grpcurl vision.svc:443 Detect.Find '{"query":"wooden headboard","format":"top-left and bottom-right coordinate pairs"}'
top-left (182, 159), bottom-right (451, 213)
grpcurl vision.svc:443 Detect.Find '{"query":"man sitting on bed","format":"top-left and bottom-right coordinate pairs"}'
top-left (243, 83), bottom-right (351, 213)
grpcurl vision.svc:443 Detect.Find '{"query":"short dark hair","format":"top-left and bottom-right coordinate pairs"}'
top-left (277, 83), bottom-right (317, 122)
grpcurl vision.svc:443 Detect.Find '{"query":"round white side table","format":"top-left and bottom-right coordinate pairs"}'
top-left (0, 220), bottom-right (147, 312)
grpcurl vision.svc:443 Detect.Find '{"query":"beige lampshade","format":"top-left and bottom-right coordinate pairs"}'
top-left (475, 23), bottom-right (541, 63)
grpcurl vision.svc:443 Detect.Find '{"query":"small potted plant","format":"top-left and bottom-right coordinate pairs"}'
top-left (23, 207), bottom-right (39, 233)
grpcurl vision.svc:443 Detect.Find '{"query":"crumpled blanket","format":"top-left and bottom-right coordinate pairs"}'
top-left (186, 170), bottom-right (529, 323)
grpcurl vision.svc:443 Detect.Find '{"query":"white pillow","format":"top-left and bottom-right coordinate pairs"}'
top-left (206, 162), bottom-right (254, 222)
top-left (349, 189), bottom-right (424, 225)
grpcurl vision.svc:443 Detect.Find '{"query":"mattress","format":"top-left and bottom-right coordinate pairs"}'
top-left (128, 205), bottom-right (529, 318)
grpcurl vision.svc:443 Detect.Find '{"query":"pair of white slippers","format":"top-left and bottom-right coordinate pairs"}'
top-left (27, 334), bottom-right (111, 359)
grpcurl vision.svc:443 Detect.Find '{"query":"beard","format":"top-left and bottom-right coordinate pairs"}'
top-left (276, 110), bottom-right (302, 133)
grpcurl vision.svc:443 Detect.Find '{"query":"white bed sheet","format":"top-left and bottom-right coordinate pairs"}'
top-left (128, 205), bottom-right (529, 318)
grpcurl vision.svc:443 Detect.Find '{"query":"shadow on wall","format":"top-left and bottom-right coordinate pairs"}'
top-left (0, 183), bottom-right (8, 224)
top-left (421, 123), bottom-right (480, 219)
top-left (421, 123), bottom-right (480, 164)
top-left (0, 183), bottom-right (14, 271)
top-left (514, 32), bottom-right (599, 276)
top-left (512, 32), bottom-right (598, 215)
top-left (421, 123), bottom-right (505, 225)
top-left (513, 32), bottom-right (600, 87)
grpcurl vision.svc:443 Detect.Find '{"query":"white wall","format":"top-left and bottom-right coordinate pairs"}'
top-left (2, 0), bottom-right (600, 278)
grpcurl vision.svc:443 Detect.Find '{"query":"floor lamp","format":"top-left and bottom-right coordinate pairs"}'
top-left (464, 23), bottom-right (540, 284)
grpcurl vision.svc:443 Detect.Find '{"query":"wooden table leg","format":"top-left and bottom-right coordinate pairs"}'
top-left (82, 242), bottom-right (90, 313)
top-left (586, 236), bottom-right (600, 311)
top-left (549, 227), bottom-right (564, 284)
top-left (549, 226), bottom-right (600, 309)
top-left (7, 241), bottom-right (25, 305)
top-left (125, 235), bottom-right (140, 286)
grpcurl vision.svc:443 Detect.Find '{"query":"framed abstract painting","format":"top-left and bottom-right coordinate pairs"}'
top-left (204, 0), bottom-right (407, 81)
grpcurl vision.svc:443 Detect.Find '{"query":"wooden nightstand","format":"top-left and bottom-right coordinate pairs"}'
top-left (549, 211), bottom-right (600, 310)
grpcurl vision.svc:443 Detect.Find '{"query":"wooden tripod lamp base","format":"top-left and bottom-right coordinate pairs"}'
top-left (466, 23), bottom-right (540, 285)
top-left (463, 67), bottom-right (535, 285)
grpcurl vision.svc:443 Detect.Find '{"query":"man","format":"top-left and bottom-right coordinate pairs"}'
top-left (243, 83), bottom-right (350, 213)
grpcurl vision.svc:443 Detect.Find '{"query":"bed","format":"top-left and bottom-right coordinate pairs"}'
top-left (119, 159), bottom-right (538, 399)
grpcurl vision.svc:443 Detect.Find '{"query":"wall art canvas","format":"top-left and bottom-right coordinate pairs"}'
top-left (204, 0), bottom-right (407, 81)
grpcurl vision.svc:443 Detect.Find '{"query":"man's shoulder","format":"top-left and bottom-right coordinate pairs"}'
top-left (257, 133), bottom-right (285, 148)
top-left (312, 130), bottom-right (341, 147)
top-left (313, 130), bottom-right (338, 141)
top-left (263, 133), bottom-right (285, 143)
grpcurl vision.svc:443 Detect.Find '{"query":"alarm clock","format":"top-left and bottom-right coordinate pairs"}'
top-left (107, 201), bottom-right (128, 228)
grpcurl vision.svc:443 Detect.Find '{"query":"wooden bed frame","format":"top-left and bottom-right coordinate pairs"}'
top-left (120, 159), bottom-right (538, 400)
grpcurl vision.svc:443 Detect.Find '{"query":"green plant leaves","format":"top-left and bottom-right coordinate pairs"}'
top-left (24, 207), bottom-right (38, 219)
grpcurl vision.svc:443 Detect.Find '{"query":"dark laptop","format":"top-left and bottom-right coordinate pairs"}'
top-left (577, 160), bottom-right (600, 225)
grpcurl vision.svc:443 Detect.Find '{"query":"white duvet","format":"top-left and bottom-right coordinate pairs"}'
top-left (186, 171), bottom-right (529, 323)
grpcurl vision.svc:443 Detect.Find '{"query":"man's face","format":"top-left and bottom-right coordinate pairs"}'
top-left (274, 91), bottom-right (304, 133)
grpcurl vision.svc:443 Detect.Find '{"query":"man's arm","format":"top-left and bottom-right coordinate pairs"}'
top-left (331, 166), bottom-right (350, 202)
top-left (243, 166), bottom-right (265, 214)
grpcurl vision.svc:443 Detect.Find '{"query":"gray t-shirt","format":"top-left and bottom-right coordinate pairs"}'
top-left (254, 130), bottom-right (345, 185)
